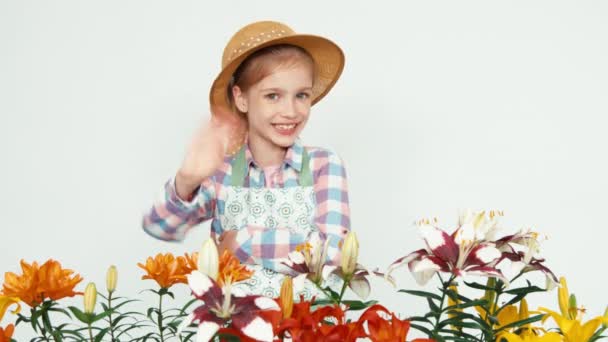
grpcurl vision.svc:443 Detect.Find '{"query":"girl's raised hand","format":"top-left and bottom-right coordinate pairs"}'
top-left (175, 109), bottom-right (241, 200)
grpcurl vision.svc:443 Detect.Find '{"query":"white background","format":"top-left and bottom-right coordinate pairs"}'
top-left (2, 1), bottom-right (607, 340)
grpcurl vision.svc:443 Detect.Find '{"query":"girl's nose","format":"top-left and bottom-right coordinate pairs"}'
top-left (282, 98), bottom-right (299, 118)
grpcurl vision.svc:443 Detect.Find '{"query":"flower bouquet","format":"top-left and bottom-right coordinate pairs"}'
top-left (1, 210), bottom-right (607, 341)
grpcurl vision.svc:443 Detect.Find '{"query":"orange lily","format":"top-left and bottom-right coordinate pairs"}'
top-left (0, 324), bottom-right (14, 342)
top-left (137, 252), bottom-right (196, 289)
top-left (1, 259), bottom-right (82, 307)
top-left (217, 250), bottom-right (253, 287)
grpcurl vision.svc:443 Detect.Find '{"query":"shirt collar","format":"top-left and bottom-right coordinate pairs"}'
top-left (243, 137), bottom-right (304, 172)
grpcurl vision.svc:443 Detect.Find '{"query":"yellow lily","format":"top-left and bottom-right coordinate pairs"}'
top-left (539, 307), bottom-right (604, 342)
top-left (498, 331), bottom-right (563, 342)
top-left (539, 277), bottom-right (608, 341)
top-left (0, 295), bottom-right (21, 322)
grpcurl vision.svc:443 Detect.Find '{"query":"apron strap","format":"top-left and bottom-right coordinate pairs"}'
top-left (230, 145), bottom-right (313, 187)
top-left (299, 148), bottom-right (313, 187)
top-left (230, 146), bottom-right (247, 187)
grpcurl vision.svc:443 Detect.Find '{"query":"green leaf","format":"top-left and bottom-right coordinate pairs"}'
top-left (68, 306), bottom-right (92, 325)
top-left (445, 287), bottom-right (474, 303)
top-left (445, 310), bottom-right (493, 333)
top-left (464, 281), bottom-right (499, 291)
top-left (341, 300), bottom-right (378, 311)
top-left (92, 310), bottom-right (113, 322)
top-left (444, 299), bottom-right (488, 312)
top-left (504, 285), bottom-right (545, 295)
top-left (494, 314), bottom-right (544, 333)
top-left (48, 307), bottom-right (73, 320)
top-left (94, 327), bottom-right (110, 342)
top-left (179, 298), bottom-right (199, 314)
top-left (51, 330), bottom-right (64, 342)
top-left (398, 289), bottom-right (442, 301)
top-left (438, 318), bottom-right (481, 330)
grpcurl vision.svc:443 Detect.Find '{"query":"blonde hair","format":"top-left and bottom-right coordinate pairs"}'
top-left (227, 44), bottom-right (315, 116)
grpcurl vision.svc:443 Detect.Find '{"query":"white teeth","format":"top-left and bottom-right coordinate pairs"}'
top-left (274, 124), bottom-right (296, 130)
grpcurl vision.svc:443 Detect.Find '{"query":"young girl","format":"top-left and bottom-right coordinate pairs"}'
top-left (142, 21), bottom-right (350, 299)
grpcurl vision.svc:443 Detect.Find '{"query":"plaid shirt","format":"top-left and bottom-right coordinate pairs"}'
top-left (142, 138), bottom-right (351, 271)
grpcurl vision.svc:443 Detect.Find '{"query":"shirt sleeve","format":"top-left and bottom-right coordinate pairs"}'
top-left (142, 175), bottom-right (216, 242)
top-left (310, 150), bottom-right (351, 265)
top-left (232, 149), bottom-right (351, 270)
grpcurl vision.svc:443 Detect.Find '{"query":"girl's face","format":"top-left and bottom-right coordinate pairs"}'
top-left (233, 63), bottom-right (313, 150)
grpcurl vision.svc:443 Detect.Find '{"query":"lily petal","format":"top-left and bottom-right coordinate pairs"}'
top-left (240, 316), bottom-right (274, 342)
top-left (467, 244), bottom-right (501, 266)
top-left (348, 275), bottom-right (371, 300)
top-left (410, 258), bottom-right (441, 286)
top-left (196, 321), bottom-right (220, 342)
top-left (386, 249), bottom-right (427, 278)
top-left (420, 225), bottom-right (459, 264)
top-left (292, 274), bottom-right (307, 294)
top-left (254, 296), bottom-right (280, 311)
top-left (187, 271), bottom-right (221, 300)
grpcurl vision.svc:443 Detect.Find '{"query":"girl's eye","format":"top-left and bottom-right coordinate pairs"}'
top-left (297, 92), bottom-right (311, 100)
top-left (265, 93), bottom-right (279, 100)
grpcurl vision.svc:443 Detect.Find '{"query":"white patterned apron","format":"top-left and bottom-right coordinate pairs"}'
top-left (219, 146), bottom-right (341, 300)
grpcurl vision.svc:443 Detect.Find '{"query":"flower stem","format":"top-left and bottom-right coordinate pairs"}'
top-left (337, 275), bottom-right (351, 304)
top-left (88, 323), bottom-right (94, 342)
top-left (158, 290), bottom-right (165, 342)
top-left (314, 282), bottom-right (340, 305)
top-left (31, 306), bottom-right (51, 341)
top-left (108, 291), bottom-right (116, 342)
top-left (432, 274), bottom-right (456, 338)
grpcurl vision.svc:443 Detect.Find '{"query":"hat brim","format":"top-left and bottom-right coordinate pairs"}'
top-left (209, 34), bottom-right (345, 155)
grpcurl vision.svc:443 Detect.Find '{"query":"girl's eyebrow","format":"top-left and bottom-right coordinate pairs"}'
top-left (260, 86), bottom-right (313, 92)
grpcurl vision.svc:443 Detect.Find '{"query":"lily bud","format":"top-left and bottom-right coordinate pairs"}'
top-left (447, 285), bottom-right (462, 331)
top-left (518, 298), bottom-right (529, 321)
top-left (568, 294), bottom-right (578, 320)
top-left (84, 282), bottom-right (97, 314)
top-left (106, 265), bottom-right (117, 293)
top-left (279, 276), bottom-right (294, 319)
top-left (340, 231), bottom-right (359, 276)
top-left (198, 239), bottom-right (219, 281)
top-left (558, 277), bottom-right (569, 317)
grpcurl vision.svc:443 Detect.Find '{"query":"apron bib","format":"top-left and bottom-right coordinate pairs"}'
top-left (219, 147), bottom-right (340, 300)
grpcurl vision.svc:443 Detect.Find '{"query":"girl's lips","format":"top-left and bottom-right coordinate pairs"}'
top-left (272, 123), bottom-right (298, 136)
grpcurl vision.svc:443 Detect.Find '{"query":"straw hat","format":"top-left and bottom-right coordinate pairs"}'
top-left (209, 21), bottom-right (345, 155)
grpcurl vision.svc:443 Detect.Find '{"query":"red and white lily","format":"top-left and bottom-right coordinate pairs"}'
top-left (496, 229), bottom-right (559, 290)
top-left (282, 233), bottom-right (393, 300)
top-left (388, 211), bottom-right (507, 286)
top-left (178, 271), bottom-right (280, 341)
top-left (178, 239), bottom-right (280, 341)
